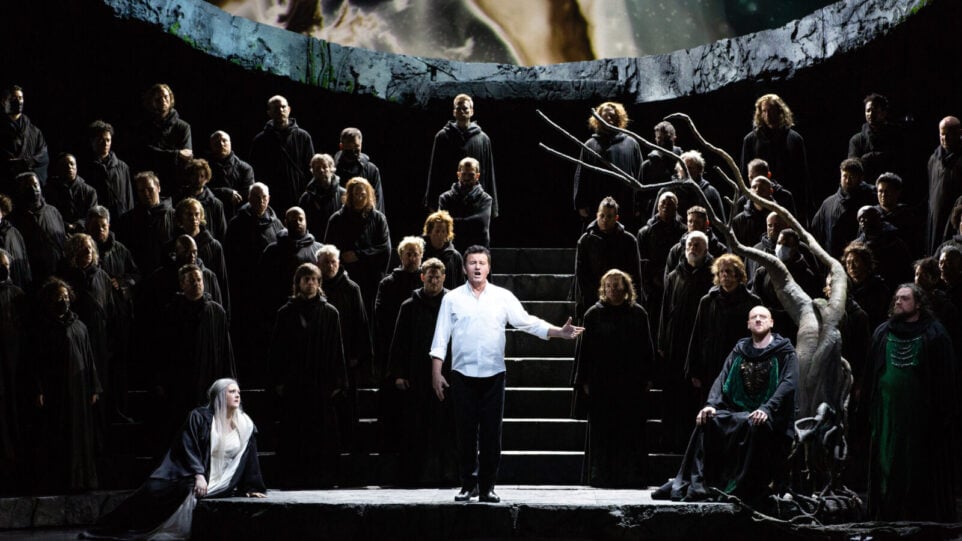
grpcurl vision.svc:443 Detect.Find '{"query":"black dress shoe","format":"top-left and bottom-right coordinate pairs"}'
top-left (479, 488), bottom-right (500, 503)
top-left (455, 486), bottom-right (479, 502)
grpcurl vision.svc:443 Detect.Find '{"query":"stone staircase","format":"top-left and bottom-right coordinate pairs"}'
top-left (104, 247), bottom-right (680, 489)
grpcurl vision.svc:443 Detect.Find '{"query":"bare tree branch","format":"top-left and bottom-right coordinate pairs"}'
top-left (535, 109), bottom-right (642, 191)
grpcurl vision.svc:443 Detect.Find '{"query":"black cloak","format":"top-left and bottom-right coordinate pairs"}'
top-left (571, 301), bottom-right (654, 487)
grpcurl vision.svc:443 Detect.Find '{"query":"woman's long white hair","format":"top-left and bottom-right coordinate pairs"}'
top-left (207, 378), bottom-right (241, 432)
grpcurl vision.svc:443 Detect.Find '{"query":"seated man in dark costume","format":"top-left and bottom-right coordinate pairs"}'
top-left (654, 305), bottom-right (798, 503)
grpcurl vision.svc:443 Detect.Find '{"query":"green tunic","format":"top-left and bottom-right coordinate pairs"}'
top-left (866, 317), bottom-right (958, 522)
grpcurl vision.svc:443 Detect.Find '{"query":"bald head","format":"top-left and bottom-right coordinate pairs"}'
top-left (747, 305), bottom-right (774, 339)
top-left (285, 207), bottom-right (307, 237)
top-left (940, 116), bottom-right (961, 153)
top-left (174, 235), bottom-right (198, 264)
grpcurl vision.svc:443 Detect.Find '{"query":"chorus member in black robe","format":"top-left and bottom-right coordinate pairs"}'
top-left (731, 176), bottom-right (774, 246)
top-left (85, 121), bottom-right (133, 219)
top-left (639, 121), bottom-right (683, 213)
top-left (300, 153), bottom-right (344, 239)
top-left (224, 183), bottom-right (283, 381)
top-left (842, 242), bottom-right (890, 331)
top-left (270, 263), bottom-right (347, 488)
top-left (637, 191), bottom-right (685, 320)
top-left (318, 244), bottom-right (372, 447)
top-left (175, 159), bottom-right (228, 242)
top-left (258, 206), bottom-right (322, 320)
top-left (874, 172), bottom-right (924, 256)
top-left (572, 102), bottom-right (643, 230)
top-left (58, 234), bottom-right (115, 409)
top-left (663, 206), bottom-right (728, 285)
top-left (739, 94), bottom-right (810, 216)
top-left (10, 172), bottom-right (65, 284)
top-left (938, 247), bottom-right (962, 316)
top-left (926, 116), bottom-right (962, 255)
top-left (848, 94), bottom-right (907, 193)
top-left (686, 254), bottom-right (762, 404)
top-left (388, 258), bottom-right (457, 486)
top-left (863, 285), bottom-right (958, 522)
top-left (654, 306), bottom-right (797, 503)
top-left (422, 210), bottom-right (464, 289)
top-left (732, 159), bottom-right (798, 218)
top-left (575, 196), bottom-right (643, 319)
top-left (158, 264), bottom-right (235, 426)
top-left (335, 128), bottom-right (385, 215)
top-left (811, 158), bottom-right (876, 258)
top-left (249, 95), bottom-right (314, 214)
top-left (652, 150), bottom-right (726, 223)
top-left (658, 232), bottom-right (714, 451)
top-left (170, 197), bottom-right (229, 316)
top-left (116, 171), bottom-right (175, 275)
top-left (937, 201), bottom-right (962, 258)
top-left (0, 85), bottom-right (48, 194)
top-left (572, 270), bottom-right (653, 487)
top-left (207, 131), bottom-right (253, 221)
top-left (324, 177), bottom-right (391, 324)
top-left (745, 212), bottom-right (820, 288)
top-left (750, 229), bottom-right (818, 345)
top-left (913, 257), bottom-right (962, 354)
top-left (425, 94), bottom-right (497, 217)
top-left (44, 153), bottom-right (97, 234)
top-left (0, 193), bottom-right (30, 288)
top-left (318, 245), bottom-right (372, 371)
top-left (856, 205), bottom-right (913, 289)
top-left (82, 379), bottom-right (266, 540)
top-left (374, 237), bottom-right (424, 451)
top-left (140, 235), bottom-right (225, 335)
top-left (438, 157), bottom-right (492, 252)
top-left (135, 83), bottom-right (192, 195)
top-left (0, 250), bottom-right (24, 489)
top-left (375, 237), bottom-right (424, 382)
top-left (29, 278), bottom-right (102, 492)
top-left (87, 206), bottom-right (138, 412)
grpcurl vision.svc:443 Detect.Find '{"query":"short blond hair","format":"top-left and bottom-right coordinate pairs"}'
top-left (398, 236), bottom-right (425, 256)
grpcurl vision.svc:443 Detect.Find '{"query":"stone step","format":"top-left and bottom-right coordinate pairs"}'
top-left (490, 274), bottom-right (573, 301)
top-left (503, 388), bottom-right (572, 418)
top-left (505, 329), bottom-right (576, 357)
top-left (522, 300), bottom-right (575, 322)
top-left (503, 418), bottom-right (585, 451)
top-left (505, 358), bottom-right (573, 387)
top-left (490, 247), bottom-right (575, 274)
top-left (499, 451), bottom-right (681, 487)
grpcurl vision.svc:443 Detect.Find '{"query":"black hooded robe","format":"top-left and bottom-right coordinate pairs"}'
top-left (571, 301), bottom-right (654, 487)
top-left (387, 288), bottom-right (458, 486)
top-left (269, 295), bottom-right (347, 488)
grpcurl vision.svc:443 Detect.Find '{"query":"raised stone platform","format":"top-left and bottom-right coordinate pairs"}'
top-left (191, 486), bottom-right (758, 540)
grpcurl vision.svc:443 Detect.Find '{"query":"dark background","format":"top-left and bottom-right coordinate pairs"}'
top-left (5, 0), bottom-right (961, 248)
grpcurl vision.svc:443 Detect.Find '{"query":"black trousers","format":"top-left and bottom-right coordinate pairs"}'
top-left (450, 370), bottom-right (505, 490)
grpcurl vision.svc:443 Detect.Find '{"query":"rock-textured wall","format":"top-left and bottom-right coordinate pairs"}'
top-left (101, 0), bottom-right (927, 108)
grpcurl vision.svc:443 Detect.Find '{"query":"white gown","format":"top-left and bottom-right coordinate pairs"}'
top-left (148, 413), bottom-right (254, 540)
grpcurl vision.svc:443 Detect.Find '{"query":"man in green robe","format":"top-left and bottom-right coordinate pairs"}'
top-left (653, 305), bottom-right (798, 503)
top-left (865, 284), bottom-right (958, 521)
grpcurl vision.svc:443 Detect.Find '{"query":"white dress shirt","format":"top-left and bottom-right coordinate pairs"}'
top-left (430, 281), bottom-right (551, 378)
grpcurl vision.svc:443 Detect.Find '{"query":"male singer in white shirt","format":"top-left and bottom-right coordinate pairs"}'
top-left (431, 245), bottom-right (583, 503)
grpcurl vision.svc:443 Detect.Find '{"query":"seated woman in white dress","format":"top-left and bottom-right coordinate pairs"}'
top-left (82, 378), bottom-right (266, 540)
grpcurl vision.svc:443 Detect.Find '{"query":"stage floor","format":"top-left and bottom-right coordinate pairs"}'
top-left (192, 485), bottom-right (757, 540)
